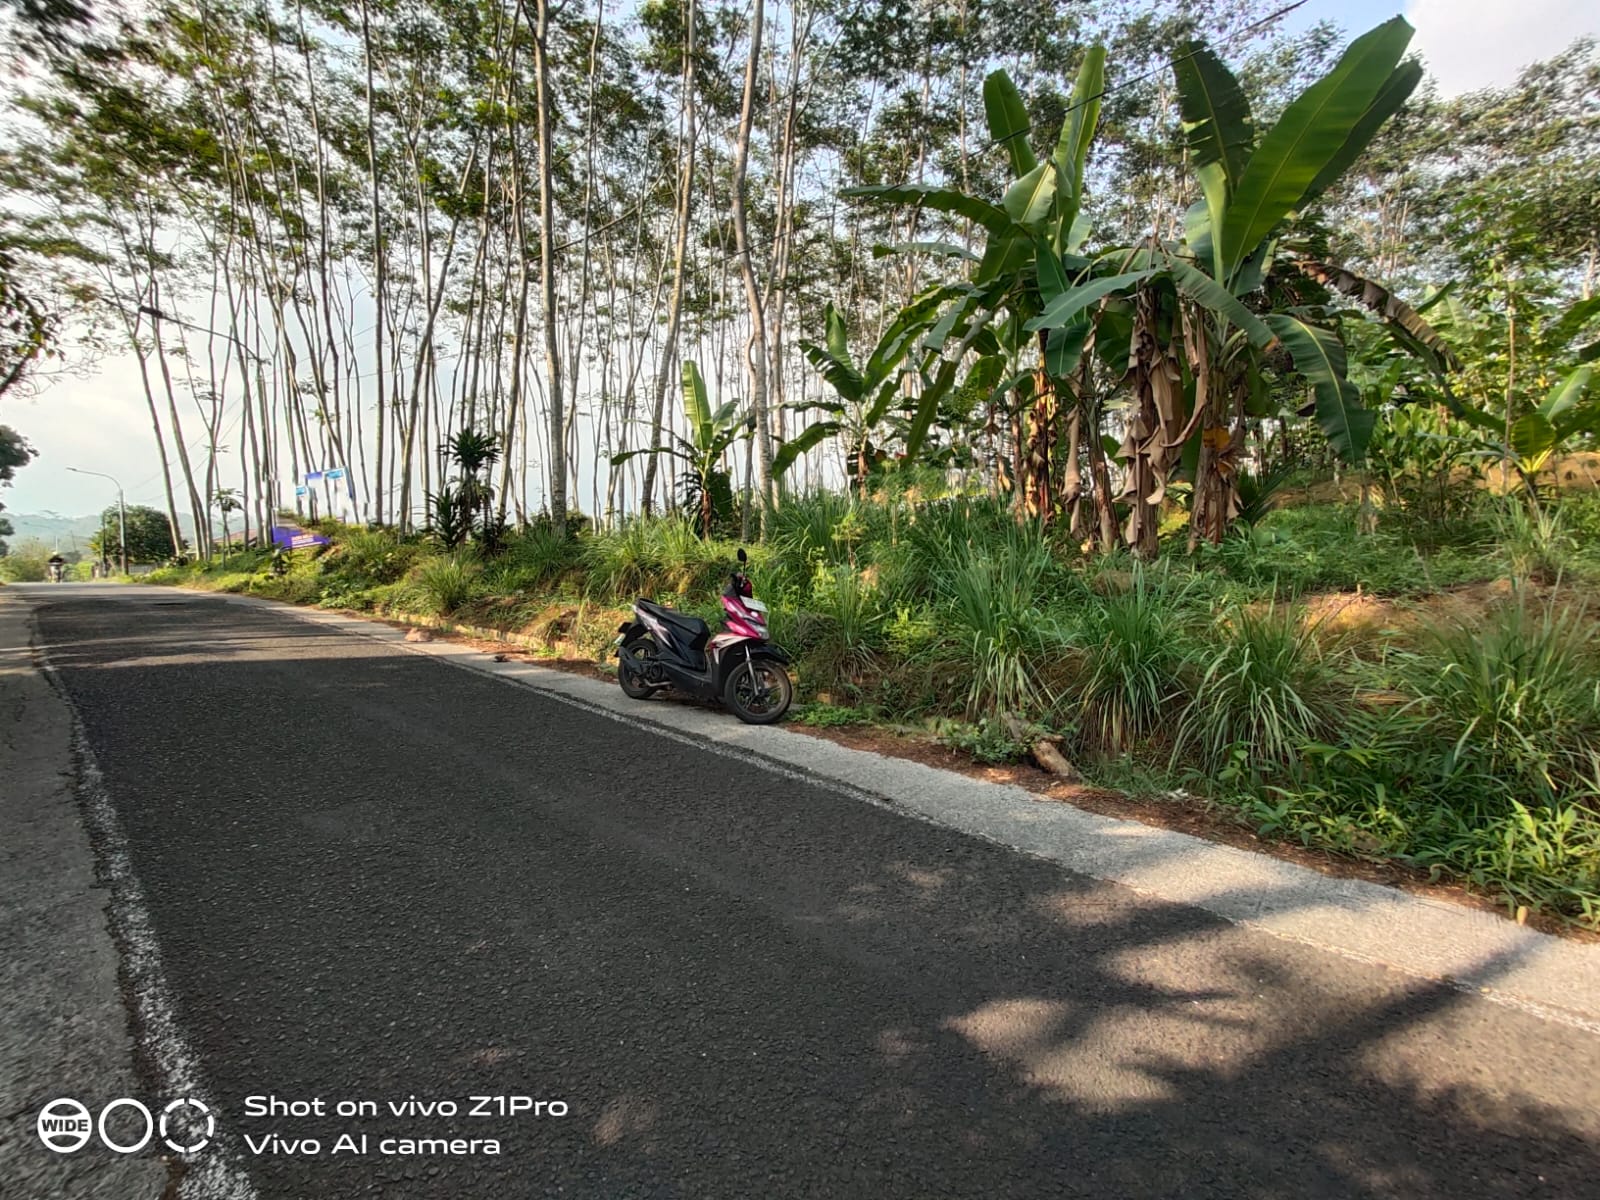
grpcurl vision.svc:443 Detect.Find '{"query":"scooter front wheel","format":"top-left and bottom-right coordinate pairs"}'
top-left (723, 659), bottom-right (793, 725)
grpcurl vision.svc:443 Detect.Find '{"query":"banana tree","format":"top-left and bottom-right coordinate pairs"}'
top-left (1168, 17), bottom-right (1422, 547)
top-left (841, 48), bottom-right (1117, 538)
top-left (790, 295), bottom-right (987, 497)
top-left (613, 360), bottom-right (749, 538)
top-left (1023, 19), bottom-right (1426, 554)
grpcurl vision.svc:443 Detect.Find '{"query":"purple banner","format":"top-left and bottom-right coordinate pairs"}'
top-left (270, 524), bottom-right (331, 550)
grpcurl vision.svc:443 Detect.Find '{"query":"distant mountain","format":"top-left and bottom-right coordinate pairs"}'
top-left (2, 511), bottom-right (224, 550)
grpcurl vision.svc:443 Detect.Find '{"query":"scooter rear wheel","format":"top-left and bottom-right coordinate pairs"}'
top-left (618, 636), bottom-right (662, 700)
top-left (723, 659), bottom-right (793, 725)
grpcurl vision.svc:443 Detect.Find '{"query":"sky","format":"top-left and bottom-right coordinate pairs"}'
top-left (4, 0), bottom-right (1599, 521)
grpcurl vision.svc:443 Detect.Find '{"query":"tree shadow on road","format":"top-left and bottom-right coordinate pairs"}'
top-left (32, 592), bottom-right (1600, 1199)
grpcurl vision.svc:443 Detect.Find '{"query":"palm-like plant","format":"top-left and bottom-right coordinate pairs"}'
top-left (448, 427), bottom-right (501, 529)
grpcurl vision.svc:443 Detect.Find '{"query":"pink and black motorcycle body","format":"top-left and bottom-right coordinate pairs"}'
top-left (613, 549), bottom-right (793, 724)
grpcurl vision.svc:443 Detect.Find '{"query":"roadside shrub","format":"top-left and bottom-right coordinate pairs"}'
top-left (1391, 599), bottom-right (1600, 812)
top-left (485, 524), bottom-right (577, 594)
top-left (414, 554), bottom-right (482, 615)
top-left (1067, 566), bottom-right (1194, 754)
top-left (938, 716), bottom-right (1052, 765)
top-left (1173, 603), bottom-right (1347, 779)
top-left (793, 564), bottom-right (885, 690)
top-left (795, 703), bottom-right (871, 728)
top-left (580, 517), bottom-right (740, 599)
top-left (333, 527), bottom-right (421, 585)
top-left (936, 537), bottom-right (1061, 718)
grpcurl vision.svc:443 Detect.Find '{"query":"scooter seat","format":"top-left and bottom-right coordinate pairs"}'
top-left (637, 599), bottom-right (710, 652)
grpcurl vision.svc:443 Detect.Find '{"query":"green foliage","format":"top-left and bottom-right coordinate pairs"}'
top-left (1066, 566), bottom-right (1194, 753)
top-left (89, 504), bottom-right (181, 563)
top-left (794, 703), bottom-right (871, 728)
top-left (331, 528), bottom-right (421, 585)
top-left (937, 535), bottom-right (1061, 719)
top-left (793, 563), bottom-right (884, 690)
top-left (0, 536), bottom-right (53, 579)
top-left (1392, 600), bottom-right (1600, 810)
top-left (580, 516), bottom-right (741, 598)
top-left (414, 553), bottom-right (483, 615)
top-left (1173, 604), bottom-right (1346, 778)
top-left (482, 524), bottom-right (578, 594)
top-left (938, 716), bottom-right (1051, 765)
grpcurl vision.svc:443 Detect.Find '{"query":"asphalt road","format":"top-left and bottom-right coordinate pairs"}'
top-left (25, 585), bottom-right (1600, 1199)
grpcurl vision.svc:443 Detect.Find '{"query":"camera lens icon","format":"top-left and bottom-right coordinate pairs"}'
top-left (161, 1098), bottom-right (214, 1154)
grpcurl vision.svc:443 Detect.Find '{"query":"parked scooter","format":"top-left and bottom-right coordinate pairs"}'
top-left (613, 549), bottom-right (793, 724)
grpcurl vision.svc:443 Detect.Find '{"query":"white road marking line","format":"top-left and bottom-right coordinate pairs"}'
top-left (37, 656), bottom-right (261, 1200)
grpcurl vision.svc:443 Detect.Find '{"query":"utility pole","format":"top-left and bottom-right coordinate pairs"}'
top-left (67, 467), bottom-right (128, 575)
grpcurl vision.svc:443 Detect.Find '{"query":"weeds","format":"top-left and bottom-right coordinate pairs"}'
top-left (1173, 604), bottom-right (1346, 779)
top-left (415, 553), bottom-right (482, 614)
top-left (1067, 566), bottom-right (1193, 754)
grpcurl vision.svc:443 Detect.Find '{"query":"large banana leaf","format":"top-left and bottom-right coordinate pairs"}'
top-left (682, 360), bottom-right (713, 452)
top-left (871, 240), bottom-right (980, 262)
top-left (923, 289), bottom-right (989, 354)
top-left (903, 358), bottom-right (961, 461)
top-left (1051, 46), bottom-right (1106, 241)
top-left (1541, 365), bottom-right (1593, 424)
top-left (1265, 314), bottom-right (1374, 461)
top-left (844, 183), bottom-right (1026, 242)
top-left (1002, 161), bottom-right (1058, 228)
top-left (1295, 258), bottom-right (1459, 370)
top-left (1025, 269), bottom-right (1156, 332)
top-left (1302, 59), bottom-right (1422, 206)
top-left (1035, 236), bottom-right (1070, 305)
top-left (983, 71), bottom-right (1036, 178)
top-left (772, 420), bottom-right (839, 478)
top-left (863, 284), bottom-right (970, 382)
top-left (1221, 18), bottom-right (1413, 284)
top-left (1045, 321), bottom-right (1091, 377)
top-left (1167, 259), bottom-right (1276, 349)
top-left (823, 301), bottom-right (851, 364)
top-left (1172, 44), bottom-right (1254, 189)
top-left (800, 340), bottom-right (865, 404)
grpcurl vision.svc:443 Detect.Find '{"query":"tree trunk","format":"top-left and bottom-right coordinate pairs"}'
top-left (532, 0), bottom-right (566, 533)
top-left (643, 0), bottom-right (698, 517)
top-left (728, 0), bottom-right (774, 533)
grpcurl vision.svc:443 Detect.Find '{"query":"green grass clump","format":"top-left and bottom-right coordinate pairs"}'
top-left (936, 536), bottom-right (1062, 719)
top-left (1066, 566), bottom-right (1194, 754)
top-left (413, 553), bottom-right (483, 615)
top-left (1173, 603), bottom-right (1347, 780)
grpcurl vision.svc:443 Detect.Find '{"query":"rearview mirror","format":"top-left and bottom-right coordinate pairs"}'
top-left (737, 548), bottom-right (748, 564)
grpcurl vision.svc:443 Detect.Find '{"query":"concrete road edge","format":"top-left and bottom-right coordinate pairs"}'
top-left (0, 592), bottom-right (168, 1197)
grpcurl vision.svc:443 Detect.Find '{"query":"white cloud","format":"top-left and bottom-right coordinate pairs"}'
top-left (1407, 0), bottom-right (1600, 94)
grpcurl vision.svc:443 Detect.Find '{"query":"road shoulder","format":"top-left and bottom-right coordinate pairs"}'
top-left (0, 590), bottom-right (167, 1198)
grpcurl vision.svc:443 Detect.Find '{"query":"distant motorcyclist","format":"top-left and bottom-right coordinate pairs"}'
top-left (47, 554), bottom-right (66, 583)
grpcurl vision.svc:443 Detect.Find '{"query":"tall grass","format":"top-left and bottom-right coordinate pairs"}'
top-left (580, 517), bottom-right (734, 598)
top-left (792, 563), bottom-right (885, 690)
top-left (1067, 566), bottom-right (1194, 753)
top-left (1391, 599), bottom-right (1600, 812)
top-left (1173, 604), bottom-right (1346, 778)
top-left (415, 553), bottom-right (482, 614)
top-left (936, 537), bottom-right (1060, 718)
top-left (483, 524), bottom-right (577, 594)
